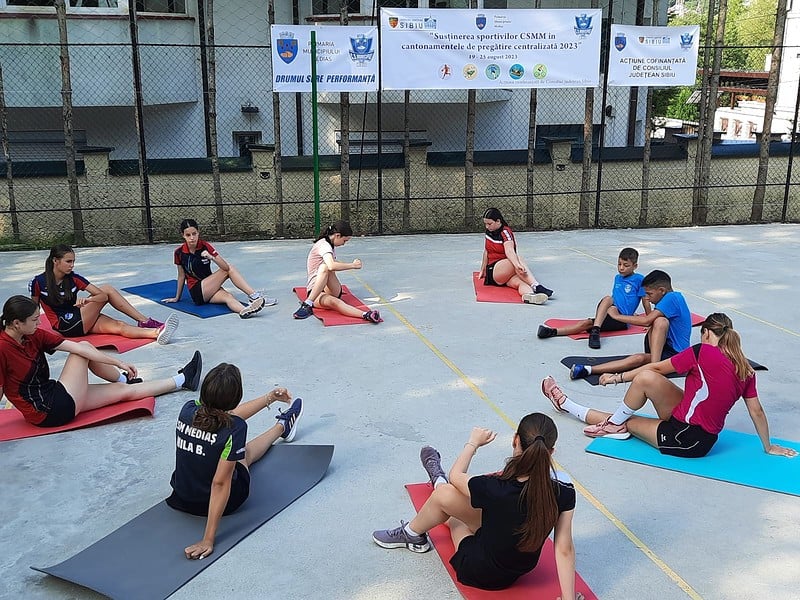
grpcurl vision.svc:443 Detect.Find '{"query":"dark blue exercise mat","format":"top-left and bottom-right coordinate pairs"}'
top-left (560, 355), bottom-right (767, 386)
top-left (121, 280), bottom-right (241, 318)
top-left (586, 431), bottom-right (800, 496)
top-left (33, 444), bottom-right (334, 600)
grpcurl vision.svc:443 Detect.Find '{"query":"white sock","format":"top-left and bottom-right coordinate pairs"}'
top-left (609, 403), bottom-right (636, 425)
top-left (117, 372), bottom-right (127, 383)
top-left (248, 292), bottom-right (262, 300)
top-left (173, 373), bottom-right (185, 389)
top-left (585, 365), bottom-right (593, 375)
top-left (561, 397), bottom-right (591, 423)
top-left (405, 523), bottom-right (423, 537)
top-left (433, 476), bottom-right (447, 488)
top-left (304, 299), bottom-right (314, 307)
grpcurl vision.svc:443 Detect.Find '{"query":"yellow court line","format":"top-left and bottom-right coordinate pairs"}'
top-left (357, 275), bottom-right (704, 600)
top-left (569, 248), bottom-right (800, 338)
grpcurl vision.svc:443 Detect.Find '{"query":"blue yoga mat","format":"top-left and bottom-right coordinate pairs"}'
top-left (586, 429), bottom-right (800, 496)
top-left (122, 280), bottom-right (240, 318)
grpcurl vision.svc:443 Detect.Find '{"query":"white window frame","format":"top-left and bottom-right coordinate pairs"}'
top-left (0, 1), bottom-right (129, 15)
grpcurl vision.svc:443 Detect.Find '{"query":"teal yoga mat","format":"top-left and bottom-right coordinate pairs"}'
top-left (34, 444), bottom-right (334, 599)
top-left (122, 280), bottom-right (241, 318)
top-left (586, 430), bottom-right (800, 496)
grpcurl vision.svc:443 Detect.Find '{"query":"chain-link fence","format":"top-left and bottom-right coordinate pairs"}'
top-left (0, 2), bottom-right (798, 247)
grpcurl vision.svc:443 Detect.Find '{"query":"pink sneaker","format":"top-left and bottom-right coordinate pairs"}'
top-left (583, 420), bottom-right (631, 440)
top-left (541, 376), bottom-right (567, 413)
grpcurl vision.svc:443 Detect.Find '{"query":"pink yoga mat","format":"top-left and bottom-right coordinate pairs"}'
top-left (0, 397), bottom-right (155, 442)
top-left (405, 483), bottom-right (597, 600)
top-left (547, 312), bottom-right (706, 340)
top-left (293, 286), bottom-right (380, 326)
top-left (472, 272), bottom-right (522, 304)
top-left (38, 319), bottom-right (153, 353)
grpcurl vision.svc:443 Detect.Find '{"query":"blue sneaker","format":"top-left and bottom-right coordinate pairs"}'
top-left (372, 521), bottom-right (431, 553)
top-left (275, 397), bottom-right (303, 442)
top-left (534, 284), bottom-right (554, 298)
top-left (293, 302), bottom-right (313, 320)
top-left (570, 364), bottom-right (589, 380)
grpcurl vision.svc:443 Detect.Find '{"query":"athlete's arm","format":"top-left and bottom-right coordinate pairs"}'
top-left (478, 250), bottom-right (488, 279)
top-left (641, 297), bottom-right (653, 314)
top-left (205, 251), bottom-right (230, 272)
top-left (322, 252), bottom-right (361, 272)
top-left (448, 427), bottom-right (496, 496)
top-left (502, 240), bottom-right (526, 272)
top-left (55, 339), bottom-right (136, 378)
top-left (553, 508), bottom-right (578, 600)
top-left (185, 459), bottom-right (236, 560)
top-left (744, 396), bottom-right (798, 457)
top-left (607, 306), bottom-right (662, 326)
top-left (163, 267), bottom-right (186, 303)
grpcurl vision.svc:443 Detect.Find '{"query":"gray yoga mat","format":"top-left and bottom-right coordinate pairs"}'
top-left (561, 355), bottom-right (767, 386)
top-left (33, 444), bottom-right (334, 600)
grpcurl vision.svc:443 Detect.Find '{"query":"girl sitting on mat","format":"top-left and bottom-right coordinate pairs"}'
top-left (479, 207), bottom-right (554, 305)
top-left (292, 220), bottom-right (380, 323)
top-left (0, 295), bottom-right (202, 427)
top-left (372, 413), bottom-right (582, 599)
top-left (541, 313), bottom-right (798, 459)
top-left (162, 218), bottom-right (276, 319)
top-left (166, 363), bottom-right (304, 560)
top-left (30, 244), bottom-right (179, 344)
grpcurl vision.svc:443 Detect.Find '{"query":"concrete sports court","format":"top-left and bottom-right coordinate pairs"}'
top-left (1, 223), bottom-right (798, 600)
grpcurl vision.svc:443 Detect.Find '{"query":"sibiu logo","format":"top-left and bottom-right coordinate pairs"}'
top-left (349, 34), bottom-right (374, 64)
top-left (277, 32), bottom-right (298, 64)
top-left (574, 14), bottom-right (593, 38)
top-left (614, 33), bottom-right (626, 51)
top-left (476, 14), bottom-right (486, 30)
top-left (680, 32), bottom-right (694, 50)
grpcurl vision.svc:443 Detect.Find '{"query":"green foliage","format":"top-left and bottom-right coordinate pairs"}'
top-left (653, 87), bottom-right (699, 121)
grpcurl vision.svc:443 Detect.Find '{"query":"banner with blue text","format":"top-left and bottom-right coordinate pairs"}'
top-left (607, 25), bottom-right (700, 87)
top-left (380, 8), bottom-right (601, 90)
top-left (270, 25), bottom-right (379, 92)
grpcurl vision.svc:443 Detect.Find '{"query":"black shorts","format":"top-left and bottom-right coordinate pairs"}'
top-left (598, 314), bottom-right (628, 332)
top-left (188, 282), bottom-right (207, 306)
top-left (34, 382), bottom-right (77, 427)
top-left (644, 334), bottom-right (678, 360)
top-left (450, 535), bottom-right (538, 591)
top-left (166, 462), bottom-right (251, 516)
top-left (484, 262), bottom-right (500, 287)
top-left (657, 416), bottom-right (718, 458)
top-left (56, 311), bottom-right (85, 337)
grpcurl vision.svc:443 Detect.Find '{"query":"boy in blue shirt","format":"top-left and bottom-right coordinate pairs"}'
top-left (570, 269), bottom-right (692, 380)
top-left (538, 248), bottom-right (650, 349)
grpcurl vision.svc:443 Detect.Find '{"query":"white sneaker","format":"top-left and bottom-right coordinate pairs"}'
top-left (522, 292), bottom-right (548, 305)
top-left (156, 313), bottom-right (179, 344)
top-left (239, 296), bottom-right (265, 319)
top-left (253, 291), bottom-right (278, 306)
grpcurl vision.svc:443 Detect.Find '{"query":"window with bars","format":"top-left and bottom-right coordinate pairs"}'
top-left (311, 0), bottom-right (360, 15)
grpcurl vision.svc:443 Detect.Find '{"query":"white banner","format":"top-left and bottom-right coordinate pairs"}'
top-left (380, 9), bottom-right (601, 90)
top-left (271, 25), bottom-right (378, 92)
top-left (607, 25), bottom-right (700, 87)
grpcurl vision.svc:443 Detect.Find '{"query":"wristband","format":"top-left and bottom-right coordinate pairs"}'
top-left (465, 442), bottom-right (478, 452)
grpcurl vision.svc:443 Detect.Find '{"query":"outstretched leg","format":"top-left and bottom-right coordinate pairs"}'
top-left (316, 292), bottom-right (368, 319)
top-left (88, 314), bottom-right (159, 339)
top-left (225, 264), bottom-right (258, 298)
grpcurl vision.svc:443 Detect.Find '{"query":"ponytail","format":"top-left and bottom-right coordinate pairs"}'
top-left (499, 413), bottom-right (559, 553)
top-left (190, 363), bottom-right (243, 432)
top-left (701, 313), bottom-right (752, 380)
top-left (314, 220), bottom-right (353, 245)
top-left (2, 295), bottom-right (39, 329)
top-left (44, 244), bottom-right (75, 306)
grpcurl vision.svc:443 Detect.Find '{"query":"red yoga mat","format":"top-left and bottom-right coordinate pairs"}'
top-left (472, 273), bottom-right (522, 304)
top-left (547, 312), bottom-right (706, 340)
top-left (405, 483), bottom-right (597, 600)
top-left (292, 286), bottom-right (380, 326)
top-left (38, 319), bottom-right (153, 353)
top-left (0, 397), bottom-right (155, 442)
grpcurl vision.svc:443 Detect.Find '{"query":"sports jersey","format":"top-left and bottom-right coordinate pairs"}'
top-left (29, 272), bottom-right (91, 329)
top-left (306, 238), bottom-right (335, 288)
top-left (451, 471), bottom-right (576, 590)
top-left (484, 225), bottom-right (515, 265)
top-left (174, 240), bottom-right (218, 290)
top-left (611, 272), bottom-right (645, 316)
top-left (654, 290), bottom-right (691, 352)
top-left (0, 328), bottom-right (65, 424)
top-left (670, 344), bottom-right (757, 435)
top-left (168, 399), bottom-right (248, 506)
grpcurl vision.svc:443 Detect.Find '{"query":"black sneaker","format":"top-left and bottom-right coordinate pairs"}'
top-left (588, 327), bottom-right (601, 349)
top-left (275, 397), bottom-right (303, 442)
top-left (179, 351), bottom-right (202, 391)
top-left (123, 371), bottom-right (143, 385)
top-left (362, 309), bottom-right (381, 324)
top-left (534, 284), bottom-right (554, 298)
top-left (537, 325), bottom-right (557, 339)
